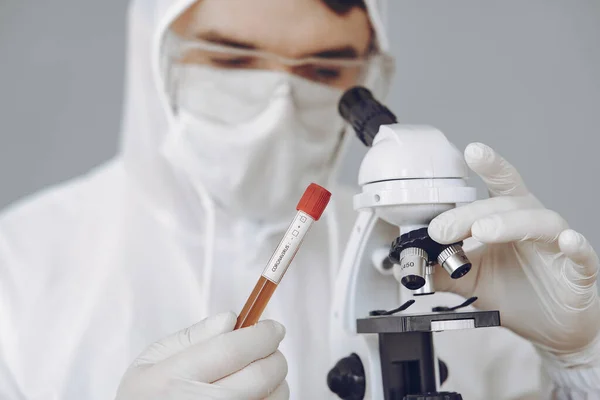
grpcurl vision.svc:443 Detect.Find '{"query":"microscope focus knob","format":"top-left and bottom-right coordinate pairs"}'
top-left (403, 392), bottom-right (463, 400)
top-left (327, 353), bottom-right (366, 400)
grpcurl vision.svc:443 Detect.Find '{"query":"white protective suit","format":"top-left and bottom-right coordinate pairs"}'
top-left (4, 0), bottom-right (591, 399)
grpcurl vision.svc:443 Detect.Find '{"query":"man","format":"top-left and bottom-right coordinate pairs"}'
top-left (0, 0), bottom-right (599, 399)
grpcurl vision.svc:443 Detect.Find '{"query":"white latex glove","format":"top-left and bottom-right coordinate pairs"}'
top-left (115, 312), bottom-right (289, 400)
top-left (430, 142), bottom-right (600, 369)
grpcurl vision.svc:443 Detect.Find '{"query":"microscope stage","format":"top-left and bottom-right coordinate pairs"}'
top-left (357, 310), bottom-right (500, 333)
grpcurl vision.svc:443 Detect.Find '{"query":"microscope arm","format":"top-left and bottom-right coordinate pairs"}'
top-left (329, 210), bottom-right (398, 400)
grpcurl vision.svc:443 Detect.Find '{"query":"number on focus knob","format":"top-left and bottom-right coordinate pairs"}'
top-left (327, 353), bottom-right (366, 400)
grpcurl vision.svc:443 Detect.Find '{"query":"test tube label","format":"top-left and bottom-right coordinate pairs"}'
top-left (262, 211), bottom-right (314, 284)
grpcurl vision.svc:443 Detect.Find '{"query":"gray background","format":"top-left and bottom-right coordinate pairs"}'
top-left (1, 1), bottom-right (599, 244)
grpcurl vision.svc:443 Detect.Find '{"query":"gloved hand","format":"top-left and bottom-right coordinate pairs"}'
top-left (430, 142), bottom-right (600, 368)
top-left (115, 312), bottom-right (289, 400)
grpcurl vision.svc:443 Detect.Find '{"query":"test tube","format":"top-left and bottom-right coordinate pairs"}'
top-left (234, 183), bottom-right (331, 330)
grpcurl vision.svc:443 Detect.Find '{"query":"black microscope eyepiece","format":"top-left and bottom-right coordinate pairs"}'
top-left (338, 86), bottom-right (397, 147)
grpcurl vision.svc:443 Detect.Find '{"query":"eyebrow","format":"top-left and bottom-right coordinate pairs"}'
top-left (303, 46), bottom-right (359, 60)
top-left (195, 31), bottom-right (257, 50)
top-left (195, 31), bottom-right (360, 59)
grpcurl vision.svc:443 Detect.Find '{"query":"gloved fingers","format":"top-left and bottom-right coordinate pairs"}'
top-left (558, 229), bottom-right (600, 279)
top-left (214, 350), bottom-right (288, 399)
top-left (429, 196), bottom-right (528, 244)
top-left (264, 381), bottom-right (290, 400)
top-left (471, 209), bottom-right (568, 244)
top-left (464, 142), bottom-right (529, 197)
top-left (159, 319), bottom-right (285, 383)
top-left (134, 311), bottom-right (237, 366)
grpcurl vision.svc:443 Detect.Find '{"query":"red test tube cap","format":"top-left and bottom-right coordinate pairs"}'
top-left (296, 183), bottom-right (332, 221)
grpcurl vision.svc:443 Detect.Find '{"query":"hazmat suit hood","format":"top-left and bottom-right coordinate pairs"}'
top-left (119, 0), bottom-right (394, 235)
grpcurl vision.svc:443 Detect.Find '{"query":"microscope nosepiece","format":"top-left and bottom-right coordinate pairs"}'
top-left (390, 228), bottom-right (472, 291)
top-left (437, 245), bottom-right (471, 279)
top-left (397, 247), bottom-right (427, 290)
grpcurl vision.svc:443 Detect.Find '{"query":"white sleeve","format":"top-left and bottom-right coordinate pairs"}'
top-left (540, 337), bottom-right (600, 400)
top-left (541, 363), bottom-right (600, 400)
top-left (0, 233), bottom-right (26, 399)
top-left (0, 355), bottom-right (26, 400)
top-left (535, 327), bottom-right (600, 399)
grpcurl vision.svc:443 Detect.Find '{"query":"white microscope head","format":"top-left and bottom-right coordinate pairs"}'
top-left (358, 125), bottom-right (469, 185)
top-left (354, 124), bottom-right (475, 228)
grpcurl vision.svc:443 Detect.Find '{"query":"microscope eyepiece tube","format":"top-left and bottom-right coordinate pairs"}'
top-left (396, 247), bottom-right (427, 290)
top-left (338, 86), bottom-right (397, 147)
top-left (438, 245), bottom-right (472, 279)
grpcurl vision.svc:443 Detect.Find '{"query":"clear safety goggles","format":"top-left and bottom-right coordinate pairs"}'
top-left (169, 34), bottom-right (375, 88)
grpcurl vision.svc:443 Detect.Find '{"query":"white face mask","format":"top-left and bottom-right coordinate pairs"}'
top-left (161, 66), bottom-right (345, 222)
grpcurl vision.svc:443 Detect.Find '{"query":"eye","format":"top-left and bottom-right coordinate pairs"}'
top-left (313, 68), bottom-right (341, 80)
top-left (210, 57), bottom-right (254, 68)
top-left (178, 49), bottom-right (254, 68)
top-left (296, 65), bottom-right (342, 83)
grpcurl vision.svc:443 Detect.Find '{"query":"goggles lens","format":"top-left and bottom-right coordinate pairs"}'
top-left (171, 35), bottom-right (371, 88)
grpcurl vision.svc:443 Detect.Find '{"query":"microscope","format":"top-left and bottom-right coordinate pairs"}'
top-left (327, 88), bottom-right (501, 400)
